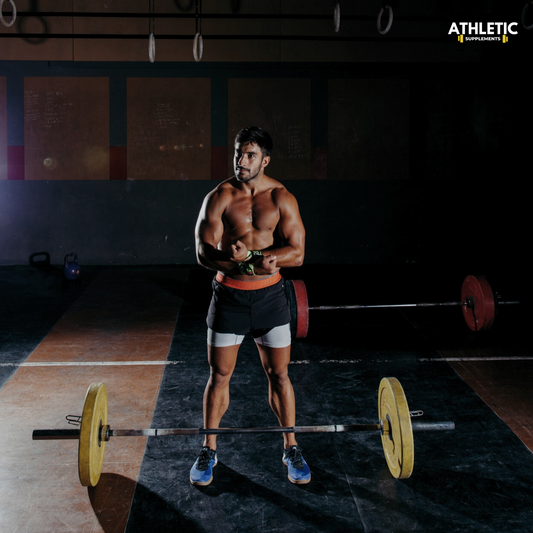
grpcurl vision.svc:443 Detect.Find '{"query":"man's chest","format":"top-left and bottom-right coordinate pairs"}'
top-left (223, 196), bottom-right (280, 233)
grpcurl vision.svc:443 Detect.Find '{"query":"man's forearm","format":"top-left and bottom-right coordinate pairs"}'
top-left (197, 244), bottom-right (239, 274)
top-left (261, 245), bottom-right (304, 269)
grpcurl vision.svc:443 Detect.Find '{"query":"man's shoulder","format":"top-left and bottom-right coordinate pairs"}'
top-left (207, 178), bottom-right (237, 198)
top-left (212, 177), bottom-right (242, 193)
top-left (267, 177), bottom-right (296, 205)
top-left (201, 179), bottom-right (236, 215)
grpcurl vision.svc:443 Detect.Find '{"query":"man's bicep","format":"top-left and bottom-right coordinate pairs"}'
top-left (195, 192), bottom-right (225, 250)
top-left (278, 193), bottom-right (305, 249)
top-left (196, 221), bottom-right (221, 256)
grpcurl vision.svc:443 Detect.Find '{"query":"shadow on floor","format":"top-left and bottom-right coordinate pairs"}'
top-left (89, 472), bottom-right (206, 533)
top-left (88, 473), bottom-right (136, 533)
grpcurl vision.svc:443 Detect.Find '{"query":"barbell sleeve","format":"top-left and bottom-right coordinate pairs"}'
top-left (32, 429), bottom-right (81, 440)
top-left (411, 421), bottom-right (455, 431)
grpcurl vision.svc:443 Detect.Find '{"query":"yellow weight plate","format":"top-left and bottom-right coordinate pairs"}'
top-left (378, 377), bottom-right (414, 479)
top-left (78, 382), bottom-right (108, 487)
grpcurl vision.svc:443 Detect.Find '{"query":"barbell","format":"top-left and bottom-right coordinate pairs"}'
top-left (285, 274), bottom-right (520, 339)
top-left (32, 378), bottom-right (454, 487)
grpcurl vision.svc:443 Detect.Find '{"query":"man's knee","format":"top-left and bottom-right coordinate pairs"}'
top-left (207, 344), bottom-right (239, 386)
top-left (264, 365), bottom-right (291, 386)
top-left (208, 367), bottom-right (233, 388)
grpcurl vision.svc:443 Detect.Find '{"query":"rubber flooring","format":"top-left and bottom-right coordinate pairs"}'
top-left (0, 265), bottom-right (532, 533)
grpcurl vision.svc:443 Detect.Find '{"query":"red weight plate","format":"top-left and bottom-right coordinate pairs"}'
top-left (461, 275), bottom-right (496, 332)
top-left (291, 280), bottom-right (309, 338)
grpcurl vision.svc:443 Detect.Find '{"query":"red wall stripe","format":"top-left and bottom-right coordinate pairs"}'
top-left (311, 147), bottom-right (327, 180)
top-left (7, 146), bottom-right (24, 180)
top-left (211, 146), bottom-right (228, 181)
top-left (110, 146), bottom-right (127, 180)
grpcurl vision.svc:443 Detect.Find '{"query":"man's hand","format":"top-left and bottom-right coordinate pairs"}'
top-left (256, 254), bottom-right (278, 274)
top-left (228, 240), bottom-right (249, 263)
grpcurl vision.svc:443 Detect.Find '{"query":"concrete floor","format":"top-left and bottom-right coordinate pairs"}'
top-left (0, 264), bottom-right (531, 533)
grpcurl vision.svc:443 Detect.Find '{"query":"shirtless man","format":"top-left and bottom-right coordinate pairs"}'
top-left (190, 126), bottom-right (309, 486)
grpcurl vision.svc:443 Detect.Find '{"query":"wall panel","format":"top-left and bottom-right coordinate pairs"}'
top-left (328, 79), bottom-right (409, 180)
top-left (228, 78), bottom-right (311, 180)
top-left (0, 77), bottom-right (6, 179)
top-left (23, 77), bottom-right (109, 180)
top-left (127, 78), bottom-right (211, 180)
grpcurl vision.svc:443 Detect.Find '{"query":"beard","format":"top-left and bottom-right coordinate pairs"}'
top-left (234, 166), bottom-right (261, 182)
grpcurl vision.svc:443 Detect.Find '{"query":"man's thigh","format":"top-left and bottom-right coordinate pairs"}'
top-left (207, 339), bottom-right (241, 379)
top-left (256, 344), bottom-right (291, 375)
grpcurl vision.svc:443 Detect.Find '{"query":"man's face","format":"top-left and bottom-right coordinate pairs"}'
top-left (234, 142), bottom-right (270, 182)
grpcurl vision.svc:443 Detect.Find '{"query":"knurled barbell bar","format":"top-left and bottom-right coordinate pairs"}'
top-left (285, 274), bottom-right (520, 339)
top-left (32, 378), bottom-right (454, 487)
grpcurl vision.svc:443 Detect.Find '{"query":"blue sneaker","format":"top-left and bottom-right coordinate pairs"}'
top-left (190, 446), bottom-right (218, 486)
top-left (282, 446), bottom-right (311, 484)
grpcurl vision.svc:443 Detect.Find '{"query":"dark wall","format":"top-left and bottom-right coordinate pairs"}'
top-left (0, 58), bottom-right (529, 270)
top-left (0, 177), bottom-right (526, 270)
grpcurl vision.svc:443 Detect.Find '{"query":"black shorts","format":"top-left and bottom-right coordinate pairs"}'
top-left (206, 276), bottom-right (291, 336)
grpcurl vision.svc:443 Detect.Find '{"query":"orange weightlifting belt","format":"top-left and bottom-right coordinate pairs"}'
top-left (215, 271), bottom-right (282, 290)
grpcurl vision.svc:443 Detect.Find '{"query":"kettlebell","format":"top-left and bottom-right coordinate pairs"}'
top-left (63, 253), bottom-right (80, 280)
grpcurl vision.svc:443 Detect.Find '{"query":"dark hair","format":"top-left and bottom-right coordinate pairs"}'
top-left (235, 126), bottom-right (273, 157)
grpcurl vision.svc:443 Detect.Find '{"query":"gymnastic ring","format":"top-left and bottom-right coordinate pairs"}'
top-left (522, 1), bottom-right (533, 30)
top-left (193, 32), bottom-right (203, 62)
top-left (333, 2), bottom-right (341, 33)
top-left (377, 5), bottom-right (393, 35)
top-left (0, 0), bottom-right (17, 28)
top-left (149, 33), bottom-right (155, 63)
